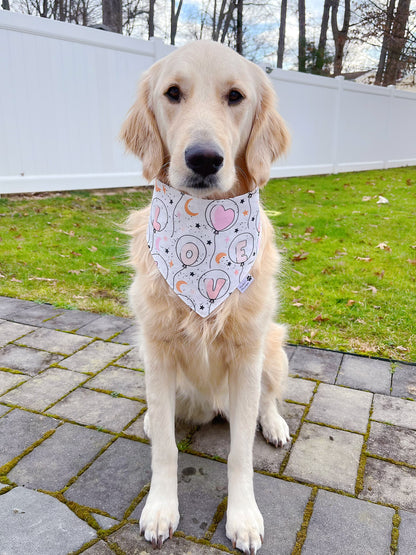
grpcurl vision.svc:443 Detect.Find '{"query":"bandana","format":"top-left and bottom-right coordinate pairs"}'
top-left (147, 181), bottom-right (261, 318)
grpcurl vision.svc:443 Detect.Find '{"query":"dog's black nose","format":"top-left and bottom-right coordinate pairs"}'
top-left (185, 145), bottom-right (224, 177)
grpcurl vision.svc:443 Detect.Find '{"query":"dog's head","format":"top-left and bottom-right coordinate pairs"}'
top-left (121, 40), bottom-right (289, 196)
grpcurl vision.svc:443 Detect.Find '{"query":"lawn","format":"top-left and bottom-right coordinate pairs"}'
top-left (1, 166), bottom-right (415, 362)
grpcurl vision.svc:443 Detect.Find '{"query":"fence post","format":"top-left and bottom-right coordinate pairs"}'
top-left (149, 36), bottom-right (167, 63)
top-left (384, 85), bottom-right (395, 169)
top-left (331, 75), bottom-right (344, 174)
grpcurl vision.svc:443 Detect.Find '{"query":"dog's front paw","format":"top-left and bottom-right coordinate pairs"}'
top-left (226, 500), bottom-right (264, 554)
top-left (260, 409), bottom-right (290, 448)
top-left (140, 494), bottom-right (179, 548)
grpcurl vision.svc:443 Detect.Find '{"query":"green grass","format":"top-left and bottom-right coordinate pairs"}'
top-left (1, 166), bottom-right (415, 362)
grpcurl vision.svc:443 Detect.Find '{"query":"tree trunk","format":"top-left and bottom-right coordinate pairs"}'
top-left (236, 0), bottom-right (243, 54)
top-left (331, 0), bottom-right (351, 76)
top-left (314, 0), bottom-right (331, 74)
top-left (213, 0), bottom-right (227, 41)
top-left (220, 0), bottom-right (236, 43)
top-left (298, 0), bottom-right (306, 72)
top-left (375, 0), bottom-right (396, 85)
top-left (170, 0), bottom-right (184, 45)
top-left (277, 0), bottom-right (287, 68)
top-left (1, 0), bottom-right (10, 9)
top-left (383, 0), bottom-right (411, 85)
top-left (148, 0), bottom-right (155, 38)
top-left (103, 0), bottom-right (122, 33)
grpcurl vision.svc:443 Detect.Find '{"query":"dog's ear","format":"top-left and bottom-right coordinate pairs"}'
top-left (120, 71), bottom-right (164, 182)
top-left (245, 70), bottom-right (290, 188)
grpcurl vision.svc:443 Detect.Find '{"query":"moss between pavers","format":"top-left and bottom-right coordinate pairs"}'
top-left (292, 487), bottom-right (318, 555)
top-left (0, 427), bottom-right (58, 476)
top-left (204, 496), bottom-right (228, 541)
top-left (390, 511), bottom-right (401, 555)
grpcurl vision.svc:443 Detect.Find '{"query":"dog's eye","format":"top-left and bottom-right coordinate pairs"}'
top-left (165, 86), bottom-right (181, 103)
top-left (228, 89), bottom-right (244, 105)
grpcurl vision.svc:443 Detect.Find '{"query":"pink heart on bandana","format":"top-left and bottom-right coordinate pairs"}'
top-left (211, 205), bottom-right (235, 231)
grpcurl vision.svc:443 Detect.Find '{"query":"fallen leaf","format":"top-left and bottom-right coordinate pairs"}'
top-left (375, 242), bottom-right (391, 251)
top-left (28, 277), bottom-right (57, 282)
top-left (346, 299), bottom-right (356, 306)
top-left (407, 259), bottom-right (416, 265)
top-left (307, 190), bottom-right (315, 194)
top-left (362, 196), bottom-right (372, 202)
top-left (68, 269), bottom-right (81, 275)
top-left (290, 285), bottom-right (301, 292)
top-left (411, 246), bottom-right (416, 250)
top-left (0, 272), bottom-right (5, 278)
top-left (366, 285), bottom-right (378, 294)
top-left (396, 346), bottom-right (408, 352)
top-left (292, 300), bottom-right (303, 307)
top-left (91, 262), bottom-right (110, 273)
top-left (312, 237), bottom-right (323, 243)
top-left (11, 277), bottom-right (22, 282)
top-left (375, 270), bottom-right (385, 279)
top-left (88, 245), bottom-right (98, 252)
top-left (356, 318), bottom-right (366, 324)
top-left (71, 251), bottom-right (81, 257)
top-left (305, 226), bottom-right (315, 234)
top-left (356, 257), bottom-right (372, 262)
top-left (292, 251), bottom-right (309, 262)
top-left (313, 314), bottom-right (329, 322)
top-left (377, 195), bottom-right (389, 204)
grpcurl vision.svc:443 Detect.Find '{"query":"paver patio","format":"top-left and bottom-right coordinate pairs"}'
top-left (0, 295), bottom-right (415, 554)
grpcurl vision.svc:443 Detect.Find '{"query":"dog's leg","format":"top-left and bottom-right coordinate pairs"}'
top-left (259, 323), bottom-right (290, 447)
top-left (139, 347), bottom-right (179, 548)
top-left (226, 354), bottom-right (264, 554)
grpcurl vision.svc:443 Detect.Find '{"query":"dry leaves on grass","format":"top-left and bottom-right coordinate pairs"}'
top-left (376, 242), bottom-right (391, 251)
top-left (292, 251), bottom-right (309, 262)
top-left (356, 256), bottom-right (372, 262)
top-left (407, 259), bottom-right (416, 265)
top-left (313, 314), bottom-right (329, 322)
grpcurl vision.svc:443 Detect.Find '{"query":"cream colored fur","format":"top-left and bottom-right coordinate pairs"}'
top-left (122, 40), bottom-right (290, 554)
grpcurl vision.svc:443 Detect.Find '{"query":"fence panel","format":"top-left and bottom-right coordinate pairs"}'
top-left (0, 11), bottom-right (415, 194)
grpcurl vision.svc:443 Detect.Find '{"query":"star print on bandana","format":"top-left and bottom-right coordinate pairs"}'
top-left (147, 181), bottom-right (261, 318)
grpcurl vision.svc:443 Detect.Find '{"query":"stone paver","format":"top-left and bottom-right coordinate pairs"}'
top-left (0, 409), bottom-right (60, 468)
top-left (284, 423), bottom-right (363, 493)
top-left (372, 394), bottom-right (416, 429)
top-left (337, 354), bottom-right (392, 394)
top-left (60, 340), bottom-right (129, 374)
top-left (0, 296), bottom-right (36, 318)
top-left (0, 321), bottom-right (36, 347)
top-left (359, 457), bottom-right (416, 511)
top-left (50, 387), bottom-right (143, 431)
top-left (111, 325), bottom-right (137, 345)
top-left (0, 370), bottom-right (28, 396)
top-left (76, 314), bottom-right (132, 339)
top-left (289, 346), bottom-right (342, 382)
top-left (108, 524), bottom-right (226, 554)
top-left (4, 303), bottom-right (64, 326)
top-left (0, 487), bottom-right (96, 555)
top-left (306, 383), bottom-right (372, 433)
top-left (2, 298), bottom-right (416, 555)
top-left (115, 347), bottom-right (143, 369)
top-left (15, 327), bottom-right (92, 354)
top-left (8, 423), bottom-right (111, 491)
top-left (302, 489), bottom-right (394, 555)
top-left (212, 474), bottom-right (311, 554)
top-left (1, 367), bottom-right (87, 411)
top-left (41, 309), bottom-right (101, 331)
top-left (85, 365), bottom-right (146, 399)
top-left (0, 344), bottom-right (63, 375)
top-left (398, 511), bottom-right (416, 554)
top-left (367, 421), bottom-right (416, 465)
top-left (132, 452), bottom-right (228, 537)
top-left (65, 438), bottom-right (151, 519)
top-left (285, 376), bottom-right (316, 404)
top-left (392, 363), bottom-right (416, 400)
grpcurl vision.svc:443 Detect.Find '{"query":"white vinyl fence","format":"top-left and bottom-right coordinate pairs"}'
top-left (1, 11), bottom-right (416, 194)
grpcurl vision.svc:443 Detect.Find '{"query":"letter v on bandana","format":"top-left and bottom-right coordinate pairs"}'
top-left (147, 181), bottom-right (261, 318)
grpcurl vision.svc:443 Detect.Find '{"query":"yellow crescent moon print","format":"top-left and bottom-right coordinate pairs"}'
top-left (215, 252), bottom-right (227, 264)
top-left (185, 199), bottom-right (199, 216)
top-left (176, 281), bottom-right (187, 293)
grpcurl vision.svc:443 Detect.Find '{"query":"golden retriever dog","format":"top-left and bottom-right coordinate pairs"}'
top-left (121, 40), bottom-right (290, 554)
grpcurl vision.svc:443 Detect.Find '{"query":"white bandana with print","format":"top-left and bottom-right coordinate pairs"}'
top-left (146, 181), bottom-right (261, 318)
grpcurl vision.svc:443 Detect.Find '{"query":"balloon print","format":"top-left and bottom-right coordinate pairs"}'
top-left (176, 235), bottom-right (206, 267)
top-left (206, 200), bottom-right (238, 232)
top-left (151, 253), bottom-right (169, 280)
top-left (150, 198), bottom-right (168, 232)
top-left (228, 233), bottom-right (255, 265)
top-left (198, 269), bottom-right (230, 302)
